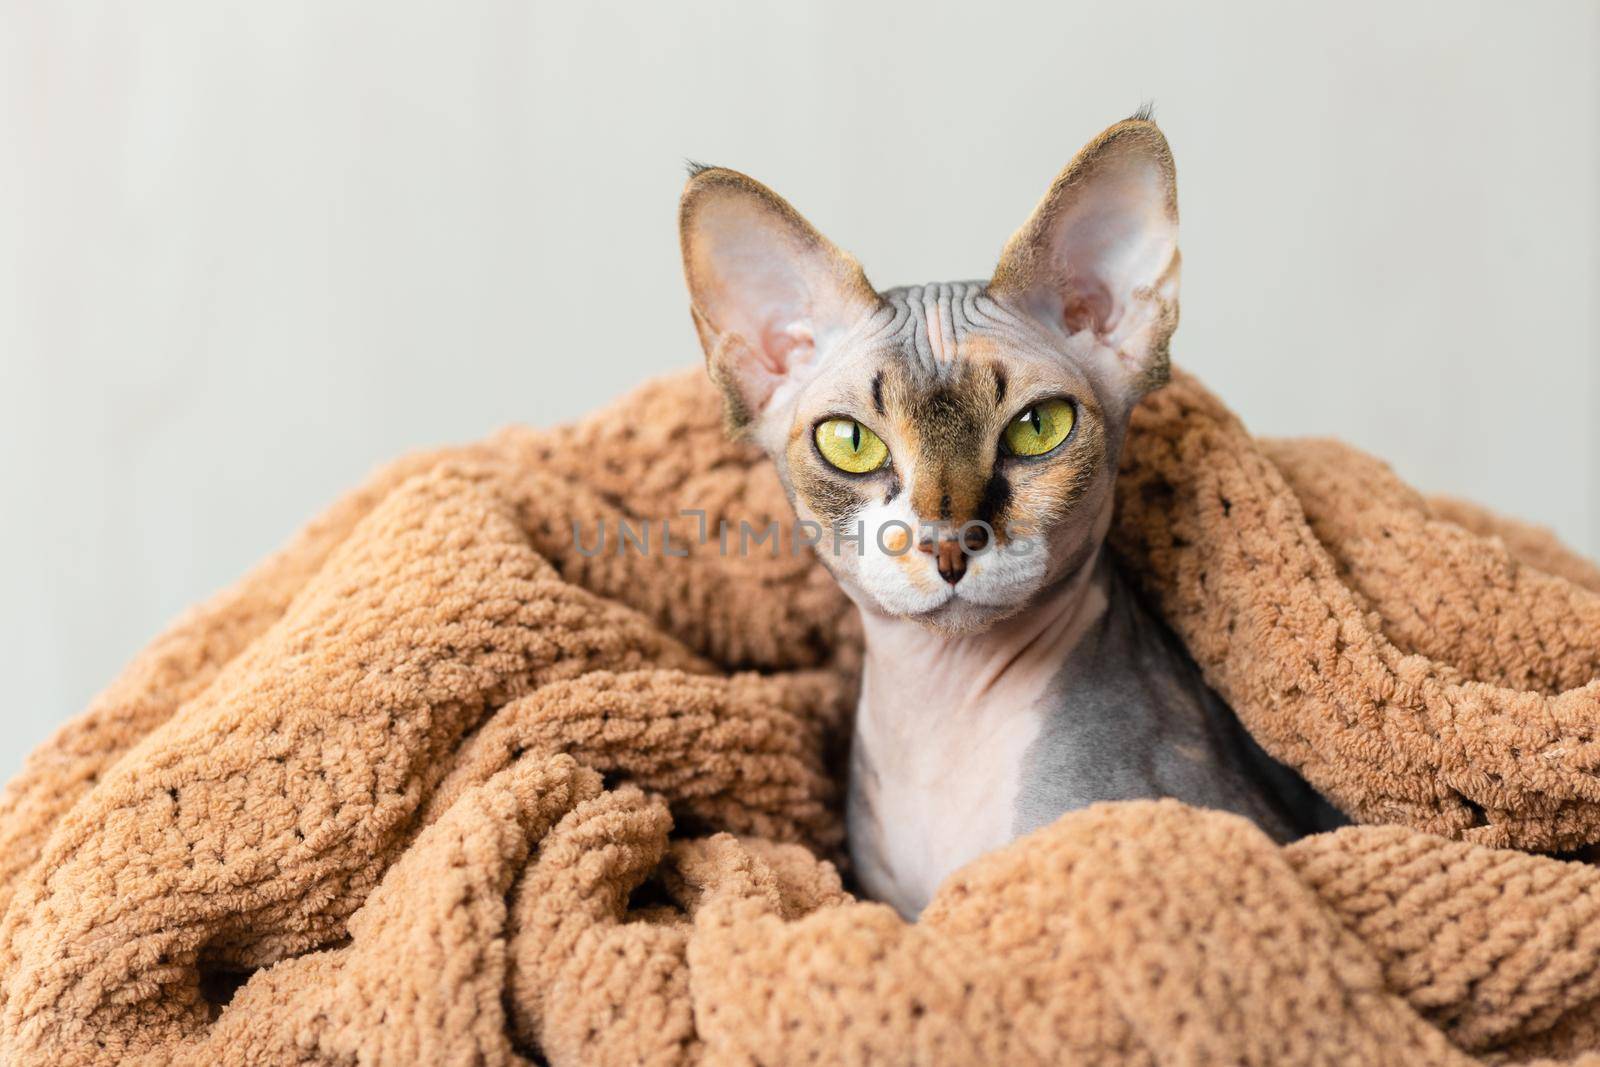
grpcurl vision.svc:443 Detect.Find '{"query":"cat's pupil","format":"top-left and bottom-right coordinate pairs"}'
top-left (1027, 409), bottom-right (1041, 435)
top-left (851, 422), bottom-right (861, 451)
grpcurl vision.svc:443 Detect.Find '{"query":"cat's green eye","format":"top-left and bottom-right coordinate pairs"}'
top-left (1002, 397), bottom-right (1075, 458)
top-left (815, 418), bottom-right (889, 474)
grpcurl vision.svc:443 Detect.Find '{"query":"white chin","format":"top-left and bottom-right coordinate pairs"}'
top-left (904, 594), bottom-right (1014, 634)
top-left (851, 566), bottom-right (1038, 629)
top-left (866, 584), bottom-right (954, 617)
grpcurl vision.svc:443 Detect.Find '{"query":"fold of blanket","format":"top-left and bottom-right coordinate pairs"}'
top-left (2, 368), bottom-right (1599, 1066)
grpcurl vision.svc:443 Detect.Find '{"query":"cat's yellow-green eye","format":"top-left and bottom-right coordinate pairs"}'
top-left (1002, 398), bottom-right (1075, 457)
top-left (815, 418), bottom-right (889, 474)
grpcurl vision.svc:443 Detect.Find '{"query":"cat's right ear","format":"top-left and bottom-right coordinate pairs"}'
top-left (680, 166), bottom-right (878, 432)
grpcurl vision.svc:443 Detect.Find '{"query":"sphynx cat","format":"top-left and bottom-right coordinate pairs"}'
top-left (678, 112), bottom-right (1343, 919)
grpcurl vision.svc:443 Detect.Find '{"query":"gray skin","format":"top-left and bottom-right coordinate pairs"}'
top-left (1009, 555), bottom-right (1344, 841)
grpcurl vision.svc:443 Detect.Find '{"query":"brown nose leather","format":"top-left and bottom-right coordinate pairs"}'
top-left (927, 539), bottom-right (964, 585)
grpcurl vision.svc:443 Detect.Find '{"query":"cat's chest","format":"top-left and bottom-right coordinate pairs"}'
top-left (847, 679), bottom-right (1047, 919)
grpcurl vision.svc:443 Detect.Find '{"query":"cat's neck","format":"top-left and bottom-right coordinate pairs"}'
top-left (855, 550), bottom-right (1112, 726)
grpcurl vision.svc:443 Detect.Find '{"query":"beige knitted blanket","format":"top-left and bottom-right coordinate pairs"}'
top-left (4, 368), bottom-right (1600, 1066)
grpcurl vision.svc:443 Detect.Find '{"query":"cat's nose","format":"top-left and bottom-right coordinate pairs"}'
top-left (917, 539), bottom-right (967, 585)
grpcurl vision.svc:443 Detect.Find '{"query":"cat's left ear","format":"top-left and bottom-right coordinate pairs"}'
top-left (680, 166), bottom-right (879, 432)
top-left (989, 115), bottom-right (1180, 398)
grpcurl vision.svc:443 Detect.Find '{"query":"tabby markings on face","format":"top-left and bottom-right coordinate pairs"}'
top-left (773, 283), bottom-right (1109, 627)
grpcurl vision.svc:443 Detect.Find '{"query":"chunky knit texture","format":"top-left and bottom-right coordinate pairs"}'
top-left (2, 368), bottom-right (1599, 1066)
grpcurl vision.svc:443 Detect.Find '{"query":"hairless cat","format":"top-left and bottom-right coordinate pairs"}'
top-left (679, 112), bottom-right (1343, 919)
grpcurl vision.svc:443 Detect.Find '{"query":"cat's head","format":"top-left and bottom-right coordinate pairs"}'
top-left (679, 115), bottom-right (1179, 633)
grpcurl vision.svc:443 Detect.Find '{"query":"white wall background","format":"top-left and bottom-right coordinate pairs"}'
top-left (3, 1), bottom-right (1597, 781)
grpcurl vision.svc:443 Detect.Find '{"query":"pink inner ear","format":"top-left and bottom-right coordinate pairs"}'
top-left (757, 320), bottom-right (816, 377)
top-left (723, 319), bottom-right (817, 415)
top-left (1040, 151), bottom-right (1176, 354)
top-left (1062, 280), bottom-right (1115, 338)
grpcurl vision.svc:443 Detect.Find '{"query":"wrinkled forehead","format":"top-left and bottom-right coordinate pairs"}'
top-left (803, 282), bottom-right (1100, 416)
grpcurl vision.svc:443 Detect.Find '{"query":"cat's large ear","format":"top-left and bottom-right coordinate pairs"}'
top-left (680, 166), bottom-right (879, 431)
top-left (989, 115), bottom-right (1180, 398)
